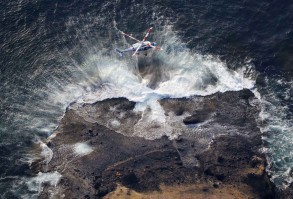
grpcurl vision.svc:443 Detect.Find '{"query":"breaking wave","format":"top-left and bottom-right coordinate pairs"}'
top-left (49, 25), bottom-right (256, 140)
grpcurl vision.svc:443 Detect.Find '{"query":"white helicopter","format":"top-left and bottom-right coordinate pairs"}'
top-left (115, 27), bottom-right (162, 57)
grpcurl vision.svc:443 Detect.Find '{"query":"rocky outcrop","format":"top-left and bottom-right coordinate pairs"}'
top-left (36, 89), bottom-right (276, 198)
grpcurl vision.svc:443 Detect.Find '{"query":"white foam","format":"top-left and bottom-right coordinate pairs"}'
top-left (73, 142), bottom-right (94, 156)
top-left (108, 119), bottom-right (121, 129)
top-left (39, 141), bottom-right (53, 169)
top-left (25, 171), bottom-right (62, 196)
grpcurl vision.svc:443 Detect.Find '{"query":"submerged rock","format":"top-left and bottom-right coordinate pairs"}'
top-left (35, 89), bottom-right (276, 198)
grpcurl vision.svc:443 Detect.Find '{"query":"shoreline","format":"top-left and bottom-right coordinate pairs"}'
top-left (33, 89), bottom-right (280, 198)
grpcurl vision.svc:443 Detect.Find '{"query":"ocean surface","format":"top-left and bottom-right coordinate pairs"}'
top-left (0, 0), bottom-right (292, 198)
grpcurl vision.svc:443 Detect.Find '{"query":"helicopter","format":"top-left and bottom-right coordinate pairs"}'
top-left (115, 27), bottom-right (162, 57)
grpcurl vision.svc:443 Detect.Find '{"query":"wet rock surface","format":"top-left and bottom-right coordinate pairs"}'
top-left (37, 89), bottom-right (277, 198)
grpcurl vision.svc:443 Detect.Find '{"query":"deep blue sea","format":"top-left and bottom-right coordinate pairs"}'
top-left (0, 0), bottom-right (292, 198)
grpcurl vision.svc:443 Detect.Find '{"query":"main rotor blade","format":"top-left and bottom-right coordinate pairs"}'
top-left (119, 31), bottom-right (140, 42)
top-left (142, 27), bottom-right (153, 42)
top-left (132, 27), bottom-right (153, 56)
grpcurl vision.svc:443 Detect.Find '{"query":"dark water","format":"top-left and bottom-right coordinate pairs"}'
top-left (0, 0), bottom-right (292, 197)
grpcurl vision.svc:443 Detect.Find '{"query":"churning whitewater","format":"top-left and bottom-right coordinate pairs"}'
top-left (51, 27), bottom-right (256, 140)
